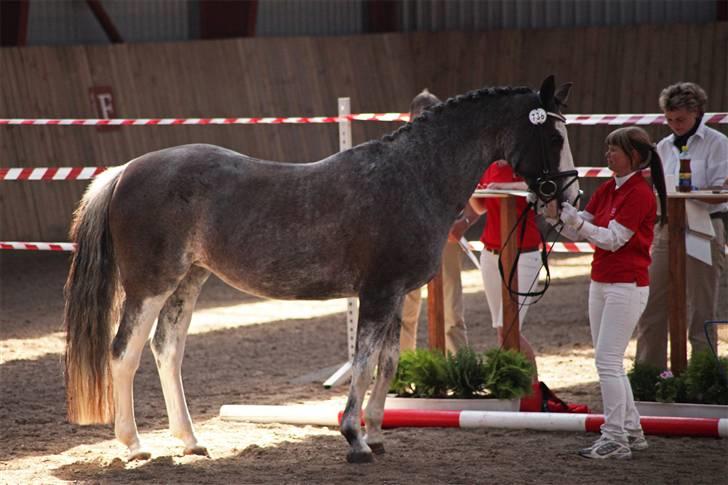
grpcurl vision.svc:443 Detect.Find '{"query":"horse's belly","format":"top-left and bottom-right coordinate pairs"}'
top-left (203, 260), bottom-right (358, 301)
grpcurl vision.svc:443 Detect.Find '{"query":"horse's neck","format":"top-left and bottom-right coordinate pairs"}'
top-left (391, 98), bottom-right (507, 215)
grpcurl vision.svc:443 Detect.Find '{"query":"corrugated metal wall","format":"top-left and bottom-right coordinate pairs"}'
top-left (21, 0), bottom-right (719, 46)
top-left (25, 0), bottom-right (194, 46)
top-left (256, 0), bottom-right (364, 37)
top-left (399, 0), bottom-right (717, 31)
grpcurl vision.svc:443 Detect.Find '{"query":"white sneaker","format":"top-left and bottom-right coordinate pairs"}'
top-left (628, 434), bottom-right (648, 451)
top-left (578, 436), bottom-right (632, 460)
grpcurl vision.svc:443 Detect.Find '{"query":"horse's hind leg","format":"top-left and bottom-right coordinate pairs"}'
top-left (151, 266), bottom-right (210, 456)
top-left (111, 293), bottom-right (169, 461)
top-left (340, 293), bottom-right (401, 463)
top-left (364, 314), bottom-right (402, 455)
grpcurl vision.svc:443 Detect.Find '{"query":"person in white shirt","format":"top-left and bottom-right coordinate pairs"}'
top-left (635, 82), bottom-right (728, 368)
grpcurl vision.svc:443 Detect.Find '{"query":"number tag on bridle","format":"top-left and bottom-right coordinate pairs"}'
top-left (529, 108), bottom-right (548, 125)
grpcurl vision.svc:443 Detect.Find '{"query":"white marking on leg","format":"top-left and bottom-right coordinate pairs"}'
top-left (112, 295), bottom-right (166, 459)
top-left (365, 332), bottom-right (399, 449)
top-left (342, 331), bottom-right (379, 459)
top-left (154, 308), bottom-right (205, 454)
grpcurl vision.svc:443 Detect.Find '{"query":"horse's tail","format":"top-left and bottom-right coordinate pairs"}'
top-left (64, 164), bottom-right (126, 424)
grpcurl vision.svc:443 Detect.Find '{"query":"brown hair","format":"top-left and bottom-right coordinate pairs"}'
top-left (658, 82), bottom-right (707, 115)
top-left (605, 127), bottom-right (667, 225)
top-left (410, 89), bottom-right (441, 118)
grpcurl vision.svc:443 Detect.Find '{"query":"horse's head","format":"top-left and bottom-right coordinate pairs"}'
top-left (506, 75), bottom-right (580, 211)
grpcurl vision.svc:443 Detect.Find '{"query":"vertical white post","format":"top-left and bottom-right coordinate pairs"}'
top-left (338, 98), bottom-right (359, 362)
top-left (323, 97), bottom-right (357, 388)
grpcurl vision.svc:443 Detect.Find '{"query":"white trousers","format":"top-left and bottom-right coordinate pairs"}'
top-left (588, 281), bottom-right (649, 443)
top-left (480, 249), bottom-right (542, 328)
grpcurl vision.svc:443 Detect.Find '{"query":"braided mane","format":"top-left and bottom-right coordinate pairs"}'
top-left (382, 85), bottom-right (534, 143)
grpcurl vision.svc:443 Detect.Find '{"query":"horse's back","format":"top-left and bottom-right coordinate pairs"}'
top-left (108, 144), bottom-right (366, 299)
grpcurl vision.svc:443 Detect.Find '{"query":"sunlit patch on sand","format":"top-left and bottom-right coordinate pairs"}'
top-left (0, 256), bottom-right (592, 365)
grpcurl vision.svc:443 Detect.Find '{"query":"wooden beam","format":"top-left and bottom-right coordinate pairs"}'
top-left (427, 267), bottom-right (446, 353)
top-left (364, 0), bottom-right (399, 33)
top-left (86, 0), bottom-right (124, 43)
top-left (199, 0), bottom-right (258, 39)
top-left (718, 0), bottom-right (728, 22)
top-left (500, 196), bottom-right (521, 352)
top-left (667, 197), bottom-right (687, 374)
top-left (0, 0), bottom-right (29, 46)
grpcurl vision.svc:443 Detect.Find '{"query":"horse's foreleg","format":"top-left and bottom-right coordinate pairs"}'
top-left (111, 294), bottom-right (168, 461)
top-left (151, 267), bottom-right (210, 456)
top-left (340, 293), bottom-right (399, 464)
top-left (364, 316), bottom-right (401, 455)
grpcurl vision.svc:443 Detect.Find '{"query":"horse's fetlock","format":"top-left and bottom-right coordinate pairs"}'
top-left (115, 426), bottom-right (140, 449)
top-left (340, 423), bottom-right (360, 446)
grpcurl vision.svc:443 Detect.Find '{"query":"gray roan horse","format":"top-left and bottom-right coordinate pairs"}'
top-left (64, 76), bottom-right (577, 463)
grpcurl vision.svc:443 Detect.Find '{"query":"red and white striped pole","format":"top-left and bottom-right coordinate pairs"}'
top-left (219, 405), bottom-right (728, 439)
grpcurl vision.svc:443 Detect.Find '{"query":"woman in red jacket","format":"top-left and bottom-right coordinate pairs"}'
top-left (558, 126), bottom-right (667, 460)
top-left (450, 160), bottom-right (542, 379)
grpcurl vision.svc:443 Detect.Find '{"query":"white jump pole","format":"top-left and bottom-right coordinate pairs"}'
top-left (219, 405), bottom-right (728, 438)
top-left (323, 97), bottom-right (358, 389)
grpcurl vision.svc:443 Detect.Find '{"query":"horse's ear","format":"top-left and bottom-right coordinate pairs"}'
top-left (554, 82), bottom-right (573, 108)
top-left (539, 75), bottom-right (556, 107)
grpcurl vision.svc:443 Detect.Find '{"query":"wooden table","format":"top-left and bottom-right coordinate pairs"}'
top-left (427, 191), bottom-right (523, 352)
top-left (666, 191), bottom-right (728, 373)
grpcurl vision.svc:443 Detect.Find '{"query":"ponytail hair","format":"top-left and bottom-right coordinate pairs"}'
top-left (649, 146), bottom-right (668, 225)
top-left (605, 127), bottom-right (667, 225)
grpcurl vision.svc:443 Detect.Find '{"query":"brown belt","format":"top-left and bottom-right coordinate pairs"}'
top-left (485, 246), bottom-right (540, 255)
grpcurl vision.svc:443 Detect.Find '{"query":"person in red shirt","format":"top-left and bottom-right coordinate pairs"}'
top-left (449, 160), bottom-right (542, 380)
top-left (557, 126), bottom-right (667, 460)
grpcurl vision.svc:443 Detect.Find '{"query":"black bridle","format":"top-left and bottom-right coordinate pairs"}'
top-left (526, 107), bottom-right (579, 205)
top-left (497, 107), bottom-right (582, 303)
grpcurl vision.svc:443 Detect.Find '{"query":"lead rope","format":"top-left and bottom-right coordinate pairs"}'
top-left (489, 106), bottom-right (581, 378)
top-left (495, 182), bottom-right (582, 358)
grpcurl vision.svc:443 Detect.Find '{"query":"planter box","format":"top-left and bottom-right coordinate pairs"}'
top-left (635, 401), bottom-right (728, 419)
top-left (385, 395), bottom-right (520, 412)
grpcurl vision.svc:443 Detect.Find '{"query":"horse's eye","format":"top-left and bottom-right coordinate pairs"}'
top-left (551, 134), bottom-right (563, 146)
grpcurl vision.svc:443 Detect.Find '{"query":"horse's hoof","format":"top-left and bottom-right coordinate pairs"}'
top-left (184, 445), bottom-right (209, 457)
top-left (127, 449), bottom-right (152, 461)
top-left (346, 450), bottom-right (374, 463)
top-left (368, 442), bottom-right (386, 455)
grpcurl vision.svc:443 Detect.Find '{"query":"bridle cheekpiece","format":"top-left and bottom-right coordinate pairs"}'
top-left (527, 108), bottom-right (575, 204)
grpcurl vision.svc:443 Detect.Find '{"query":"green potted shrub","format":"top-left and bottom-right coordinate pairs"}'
top-left (390, 348), bottom-right (449, 398)
top-left (387, 347), bottom-right (534, 411)
top-left (628, 350), bottom-right (728, 418)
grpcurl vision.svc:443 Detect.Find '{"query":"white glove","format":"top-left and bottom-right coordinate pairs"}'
top-left (560, 201), bottom-right (582, 228)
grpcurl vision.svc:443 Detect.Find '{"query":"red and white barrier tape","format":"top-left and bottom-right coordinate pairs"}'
top-left (0, 114), bottom-right (406, 126)
top-left (0, 242), bottom-right (76, 251)
top-left (0, 241), bottom-right (594, 253)
top-left (0, 165), bottom-right (612, 181)
top-left (1, 112), bottom-right (726, 126)
top-left (0, 166), bottom-right (108, 181)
